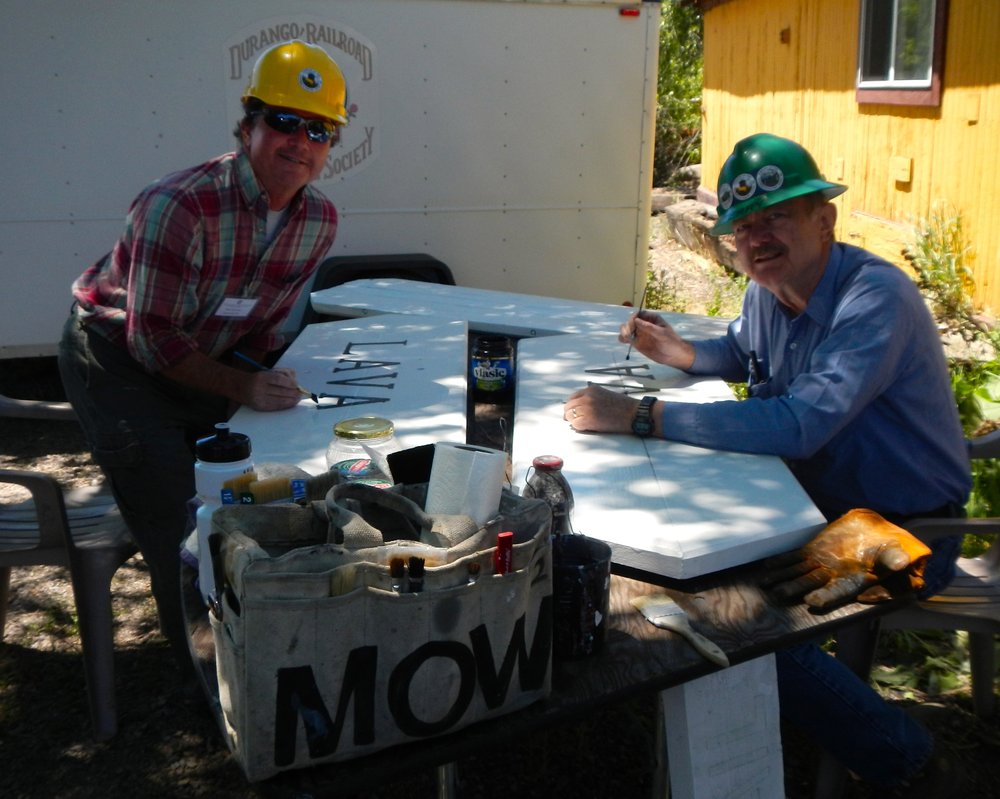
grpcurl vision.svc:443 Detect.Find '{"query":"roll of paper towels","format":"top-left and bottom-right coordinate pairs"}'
top-left (425, 443), bottom-right (507, 526)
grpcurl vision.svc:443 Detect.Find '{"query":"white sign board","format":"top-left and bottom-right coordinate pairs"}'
top-left (230, 293), bottom-right (824, 579)
top-left (311, 279), bottom-right (731, 340)
top-left (513, 334), bottom-right (826, 578)
top-left (229, 316), bottom-right (469, 475)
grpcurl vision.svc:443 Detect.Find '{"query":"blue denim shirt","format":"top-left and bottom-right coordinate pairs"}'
top-left (662, 242), bottom-right (971, 526)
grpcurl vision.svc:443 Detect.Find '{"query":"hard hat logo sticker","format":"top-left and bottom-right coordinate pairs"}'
top-left (757, 165), bottom-right (784, 192)
top-left (718, 183), bottom-right (733, 210)
top-left (733, 173), bottom-right (756, 201)
top-left (299, 69), bottom-right (323, 93)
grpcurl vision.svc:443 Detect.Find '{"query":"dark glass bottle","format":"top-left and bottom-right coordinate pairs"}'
top-left (523, 454), bottom-right (575, 536)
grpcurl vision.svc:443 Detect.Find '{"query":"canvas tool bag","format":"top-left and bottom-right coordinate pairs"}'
top-left (209, 481), bottom-right (553, 782)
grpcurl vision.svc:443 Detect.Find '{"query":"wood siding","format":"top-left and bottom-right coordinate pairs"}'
top-left (699, 0), bottom-right (1000, 311)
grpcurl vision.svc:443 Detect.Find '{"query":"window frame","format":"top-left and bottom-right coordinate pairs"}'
top-left (856, 0), bottom-right (949, 107)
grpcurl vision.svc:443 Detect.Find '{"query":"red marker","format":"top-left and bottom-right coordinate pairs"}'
top-left (493, 531), bottom-right (514, 575)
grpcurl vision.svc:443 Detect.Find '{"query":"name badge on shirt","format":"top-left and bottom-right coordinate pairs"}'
top-left (215, 297), bottom-right (259, 319)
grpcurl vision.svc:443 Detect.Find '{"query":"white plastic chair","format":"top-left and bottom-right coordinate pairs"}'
top-left (0, 470), bottom-right (136, 740)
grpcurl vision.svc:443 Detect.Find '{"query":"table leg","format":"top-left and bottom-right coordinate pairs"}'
top-left (659, 654), bottom-right (783, 799)
top-left (435, 762), bottom-right (457, 799)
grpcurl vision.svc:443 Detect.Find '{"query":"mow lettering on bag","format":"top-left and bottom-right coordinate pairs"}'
top-left (272, 596), bottom-right (552, 767)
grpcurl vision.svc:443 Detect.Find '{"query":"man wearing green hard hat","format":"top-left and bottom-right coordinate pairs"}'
top-left (712, 132), bottom-right (847, 234)
top-left (565, 133), bottom-right (968, 793)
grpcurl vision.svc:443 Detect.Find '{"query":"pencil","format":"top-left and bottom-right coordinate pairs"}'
top-left (233, 351), bottom-right (318, 403)
top-left (625, 284), bottom-right (649, 361)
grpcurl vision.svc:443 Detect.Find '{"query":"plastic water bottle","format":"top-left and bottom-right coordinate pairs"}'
top-left (194, 423), bottom-right (253, 605)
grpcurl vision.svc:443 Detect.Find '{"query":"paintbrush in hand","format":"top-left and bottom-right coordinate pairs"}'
top-left (625, 283), bottom-right (649, 361)
top-left (233, 351), bottom-right (318, 404)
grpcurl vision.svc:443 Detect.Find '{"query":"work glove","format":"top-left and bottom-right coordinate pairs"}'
top-left (761, 508), bottom-right (932, 610)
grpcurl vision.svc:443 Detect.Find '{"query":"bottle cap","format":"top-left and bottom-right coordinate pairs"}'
top-left (531, 454), bottom-right (564, 471)
top-left (333, 416), bottom-right (395, 440)
top-left (474, 334), bottom-right (512, 352)
top-left (196, 423), bottom-right (252, 463)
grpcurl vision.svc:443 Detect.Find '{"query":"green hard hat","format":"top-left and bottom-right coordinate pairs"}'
top-left (712, 133), bottom-right (847, 236)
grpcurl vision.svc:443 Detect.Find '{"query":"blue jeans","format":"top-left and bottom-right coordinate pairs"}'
top-left (777, 642), bottom-right (932, 785)
top-left (777, 506), bottom-right (962, 784)
top-left (774, 537), bottom-right (960, 786)
top-left (58, 312), bottom-right (229, 669)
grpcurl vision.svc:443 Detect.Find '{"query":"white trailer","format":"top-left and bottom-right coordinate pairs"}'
top-left (0, 0), bottom-right (662, 359)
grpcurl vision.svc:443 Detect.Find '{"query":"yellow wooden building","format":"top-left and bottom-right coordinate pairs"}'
top-left (692, 0), bottom-right (1000, 312)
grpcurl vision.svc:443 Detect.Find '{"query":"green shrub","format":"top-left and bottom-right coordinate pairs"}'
top-left (642, 268), bottom-right (687, 314)
top-left (906, 205), bottom-right (980, 341)
top-left (654, 2), bottom-right (703, 186)
top-left (907, 207), bottom-right (1000, 554)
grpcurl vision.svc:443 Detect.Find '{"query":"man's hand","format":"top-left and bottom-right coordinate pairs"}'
top-left (161, 352), bottom-right (303, 412)
top-left (564, 384), bottom-right (639, 434)
top-left (618, 310), bottom-right (696, 370)
top-left (762, 509), bottom-right (932, 610)
top-left (242, 368), bottom-right (303, 411)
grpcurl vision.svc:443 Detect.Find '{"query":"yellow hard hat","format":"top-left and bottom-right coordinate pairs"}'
top-left (242, 40), bottom-right (348, 124)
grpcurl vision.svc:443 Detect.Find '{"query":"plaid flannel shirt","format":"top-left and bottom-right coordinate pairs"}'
top-left (72, 150), bottom-right (337, 371)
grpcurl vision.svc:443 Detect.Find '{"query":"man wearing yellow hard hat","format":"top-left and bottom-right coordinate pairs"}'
top-left (58, 41), bottom-right (347, 675)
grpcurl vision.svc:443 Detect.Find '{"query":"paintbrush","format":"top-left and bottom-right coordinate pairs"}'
top-left (407, 556), bottom-right (425, 593)
top-left (625, 283), bottom-right (649, 361)
top-left (246, 476), bottom-right (294, 504)
top-left (233, 351), bottom-right (318, 403)
top-left (631, 594), bottom-right (730, 667)
top-left (389, 557), bottom-right (405, 593)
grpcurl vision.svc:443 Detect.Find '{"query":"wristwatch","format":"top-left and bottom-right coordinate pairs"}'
top-left (631, 396), bottom-right (658, 437)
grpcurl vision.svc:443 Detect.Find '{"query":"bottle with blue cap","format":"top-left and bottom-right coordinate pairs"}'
top-left (194, 423), bottom-right (253, 606)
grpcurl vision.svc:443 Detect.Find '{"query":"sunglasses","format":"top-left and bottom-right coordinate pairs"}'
top-left (256, 110), bottom-right (339, 144)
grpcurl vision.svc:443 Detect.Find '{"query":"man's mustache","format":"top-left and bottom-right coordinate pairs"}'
top-left (751, 244), bottom-right (785, 261)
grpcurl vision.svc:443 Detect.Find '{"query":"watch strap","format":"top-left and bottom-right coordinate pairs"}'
top-left (632, 395), bottom-right (657, 437)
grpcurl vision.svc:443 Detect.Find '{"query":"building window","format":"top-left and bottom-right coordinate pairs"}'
top-left (856, 0), bottom-right (948, 107)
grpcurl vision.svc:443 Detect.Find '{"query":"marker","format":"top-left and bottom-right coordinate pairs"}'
top-left (493, 531), bottom-right (514, 575)
top-left (233, 351), bottom-right (318, 403)
top-left (625, 284), bottom-right (649, 361)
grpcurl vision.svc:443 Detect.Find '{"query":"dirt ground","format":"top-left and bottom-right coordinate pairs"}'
top-left (2, 228), bottom-right (999, 797)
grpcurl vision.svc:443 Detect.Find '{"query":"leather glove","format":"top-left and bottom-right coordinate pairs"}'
top-left (761, 508), bottom-right (932, 610)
